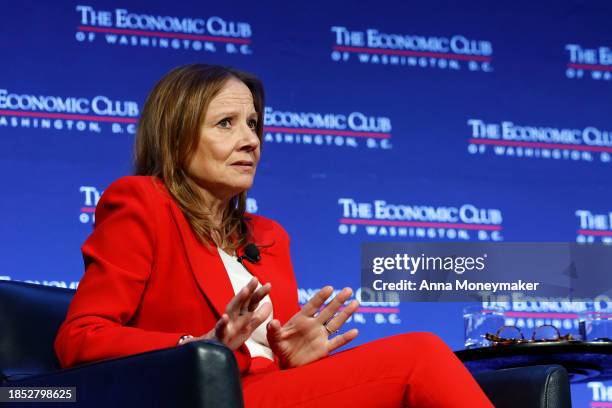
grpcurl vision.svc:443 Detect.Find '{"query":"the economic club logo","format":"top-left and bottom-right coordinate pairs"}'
top-left (467, 119), bottom-right (612, 164)
top-left (264, 106), bottom-right (392, 149)
top-left (330, 26), bottom-right (493, 73)
top-left (0, 89), bottom-right (138, 134)
top-left (565, 43), bottom-right (612, 81)
top-left (338, 198), bottom-right (503, 241)
top-left (79, 186), bottom-right (102, 224)
top-left (75, 5), bottom-right (253, 55)
top-left (299, 287), bottom-right (401, 326)
top-left (589, 382), bottom-right (612, 405)
top-left (576, 209), bottom-right (612, 244)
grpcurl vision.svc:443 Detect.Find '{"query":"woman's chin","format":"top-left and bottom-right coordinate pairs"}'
top-left (234, 176), bottom-right (255, 190)
top-left (228, 181), bottom-right (254, 196)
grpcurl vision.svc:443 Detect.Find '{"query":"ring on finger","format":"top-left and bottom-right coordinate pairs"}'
top-left (323, 321), bottom-right (339, 335)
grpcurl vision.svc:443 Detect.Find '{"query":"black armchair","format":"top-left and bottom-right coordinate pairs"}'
top-left (0, 280), bottom-right (242, 408)
top-left (473, 365), bottom-right (571, 408)
top-left (0, 280), bottom-right (571, 407)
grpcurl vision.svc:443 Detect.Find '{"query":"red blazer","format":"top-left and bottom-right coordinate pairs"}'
top-left (54, 176), bottom-right (300, 374)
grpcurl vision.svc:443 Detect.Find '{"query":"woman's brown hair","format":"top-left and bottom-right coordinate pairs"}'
top-left (134, 64), bottom-right (264, 251)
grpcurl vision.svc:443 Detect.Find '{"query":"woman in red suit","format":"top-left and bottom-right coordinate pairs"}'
top-left (54, 64), bottom-right (492, 407)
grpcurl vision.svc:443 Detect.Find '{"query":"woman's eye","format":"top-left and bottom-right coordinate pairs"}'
top-left (218, 118), bottom-right (231, 128)
top-left (247, 119), bottom-right (258, 130)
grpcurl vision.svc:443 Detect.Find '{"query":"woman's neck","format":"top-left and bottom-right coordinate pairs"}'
top-left (194, 186), bottom-right (235, 252)
top-left (196, 187), bottom-right (230, 228)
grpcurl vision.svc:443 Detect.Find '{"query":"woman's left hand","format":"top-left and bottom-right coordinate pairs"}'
top-left (266, 286), bottom-right (359, 368)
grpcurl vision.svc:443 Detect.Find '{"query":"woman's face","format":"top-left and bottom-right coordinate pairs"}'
top-left (186, 77), bottom-right (260, 201)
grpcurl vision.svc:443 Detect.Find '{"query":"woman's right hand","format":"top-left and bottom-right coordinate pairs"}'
top-left (181, 277), bottom-right (272, 350)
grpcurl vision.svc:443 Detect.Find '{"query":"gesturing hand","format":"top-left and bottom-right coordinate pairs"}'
top-left (266, 286), bottom-right (359, 368)
top-left (182, 277), bottom-right (272, 350)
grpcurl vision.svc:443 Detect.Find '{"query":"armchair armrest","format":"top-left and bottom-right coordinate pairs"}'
top-left (473, 364), bottom-right (571, 408)
top-left (2, 340), bottom-right (243, 408)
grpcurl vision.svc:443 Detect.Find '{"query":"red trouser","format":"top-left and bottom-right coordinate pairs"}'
top-left (242, 332), bottom-right (493, 408)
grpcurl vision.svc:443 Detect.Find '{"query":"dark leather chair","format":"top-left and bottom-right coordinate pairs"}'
top-left (0, 280), bottom-right (243, 408)
top-left (0, 280), bottom-right (572, 407)
top-left (474, 365), bottom-right (571, 408)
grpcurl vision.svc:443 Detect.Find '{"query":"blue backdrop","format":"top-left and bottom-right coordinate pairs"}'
top-left (1, 1), bottom-right (611, 405)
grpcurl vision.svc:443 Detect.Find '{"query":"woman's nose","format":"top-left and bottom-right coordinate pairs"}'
top-left (238, 123), bottom-right (260, 151)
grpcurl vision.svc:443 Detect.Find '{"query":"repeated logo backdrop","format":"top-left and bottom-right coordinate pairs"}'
top-left (1, 1), bottom-right (610, 405)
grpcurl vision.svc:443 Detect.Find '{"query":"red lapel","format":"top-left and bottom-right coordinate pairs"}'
top-left (152, 171), bottom-right (295, 326)
top-left (168, 203), bottom-right (235, 318)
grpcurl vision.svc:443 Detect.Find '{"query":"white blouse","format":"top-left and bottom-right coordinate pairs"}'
top-left (217, 248), bottom-right (274, 361)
